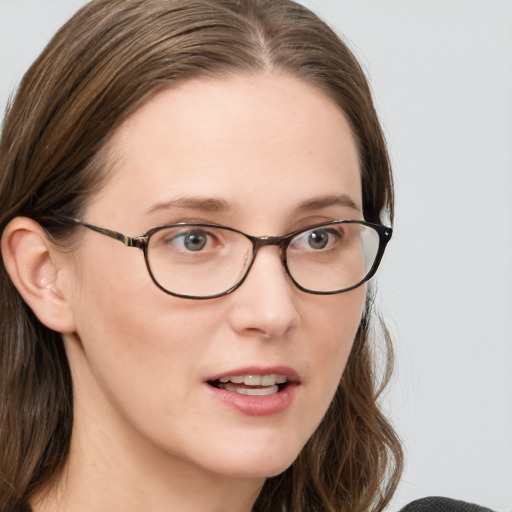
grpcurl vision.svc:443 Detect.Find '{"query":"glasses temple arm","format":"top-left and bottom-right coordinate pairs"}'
top-left (75, 221), bottom-right (147, 249)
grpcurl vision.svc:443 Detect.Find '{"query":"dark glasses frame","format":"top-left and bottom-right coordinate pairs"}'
top-left (62, 218), bottom-right (392, 299)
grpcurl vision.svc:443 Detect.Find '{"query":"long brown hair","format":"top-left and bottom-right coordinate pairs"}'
top-left (0, 1), bottom-right (402, 510)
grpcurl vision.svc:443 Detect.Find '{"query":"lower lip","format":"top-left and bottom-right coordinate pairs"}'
top-left (205, 383), bottom-right (299, 416)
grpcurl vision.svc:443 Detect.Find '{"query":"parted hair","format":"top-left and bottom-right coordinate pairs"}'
top-left (0, 1), bottom-right (402, 511)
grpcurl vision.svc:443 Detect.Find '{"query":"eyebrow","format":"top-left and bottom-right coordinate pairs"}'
top-left (297, 194), bottom-right (362, 213)
top-left (146, 196), bottom-right (235, 214)
top-left (146, 193), bottom-right (361, 215)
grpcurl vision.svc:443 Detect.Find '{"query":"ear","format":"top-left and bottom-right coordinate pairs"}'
top-left (1, 217), bottom-right (77, 333)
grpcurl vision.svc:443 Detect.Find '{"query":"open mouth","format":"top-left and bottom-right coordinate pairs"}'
top-left (208, 374), bottom-right (289, 396)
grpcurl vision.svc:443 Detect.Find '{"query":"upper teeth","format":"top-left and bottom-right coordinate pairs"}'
top-left (218, 374), bottom-right (287, 386)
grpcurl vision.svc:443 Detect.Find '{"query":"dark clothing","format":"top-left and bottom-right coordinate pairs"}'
top-left (400, 496), bottom-right (496, 512)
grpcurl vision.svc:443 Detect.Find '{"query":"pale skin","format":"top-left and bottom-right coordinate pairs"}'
top-left (2, 73), bottom-right (366, 512)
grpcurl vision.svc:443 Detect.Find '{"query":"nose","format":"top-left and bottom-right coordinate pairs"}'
top-left (227, 246), bottom-right (300, 339)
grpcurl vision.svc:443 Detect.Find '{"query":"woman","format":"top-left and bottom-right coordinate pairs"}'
top-left (0, 1), bottom-right (402, 511)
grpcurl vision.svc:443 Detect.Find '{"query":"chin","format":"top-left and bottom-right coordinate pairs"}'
top-left (202, 438), bottom-right (303, 480)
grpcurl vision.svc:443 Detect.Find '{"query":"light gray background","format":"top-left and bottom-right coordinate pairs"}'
top-left (1, 1), bottom-right (511, 510)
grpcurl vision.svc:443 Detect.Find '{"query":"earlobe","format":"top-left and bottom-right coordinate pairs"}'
top-left (1, 217), bottom-right (77, 334)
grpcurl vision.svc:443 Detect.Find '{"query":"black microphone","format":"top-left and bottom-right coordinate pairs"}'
top-left (400, 497), bottom-right (496, 512)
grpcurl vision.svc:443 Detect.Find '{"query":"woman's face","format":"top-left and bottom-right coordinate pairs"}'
top-left (62, 73), bottom-right (366, 484)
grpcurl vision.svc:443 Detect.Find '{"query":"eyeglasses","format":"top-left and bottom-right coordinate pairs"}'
top-left (69, 219), bottom-right (392, 299)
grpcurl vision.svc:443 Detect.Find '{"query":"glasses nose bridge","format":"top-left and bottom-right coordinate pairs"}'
top-left (249, 234), bottom-right (289, 264)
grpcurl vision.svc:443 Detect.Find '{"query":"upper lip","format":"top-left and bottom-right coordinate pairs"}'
top-left (205, 366), bottom-right (301, 384)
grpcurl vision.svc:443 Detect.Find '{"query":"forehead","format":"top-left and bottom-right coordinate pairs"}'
top-left (90, 73), bottom-right (362, 230)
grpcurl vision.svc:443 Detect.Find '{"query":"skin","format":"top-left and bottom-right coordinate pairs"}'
top-left (7, 73), bottom-right (366, 511)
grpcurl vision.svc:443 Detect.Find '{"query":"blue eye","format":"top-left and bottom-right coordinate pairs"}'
top-left (171, 230), bottom-right (210, 252)
top-left (292, 228), bottom-right (339, 251)
top-left (306, 229), bottom-right (330, 249)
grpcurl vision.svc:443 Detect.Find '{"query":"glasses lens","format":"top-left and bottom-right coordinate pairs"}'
top-left (146, 225), bottom-right (252, 297)
top-left (286, 222), bottom-right (381, 293)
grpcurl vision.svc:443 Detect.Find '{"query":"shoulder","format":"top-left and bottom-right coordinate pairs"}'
top-left (400, 496), bottom-right (497, 512)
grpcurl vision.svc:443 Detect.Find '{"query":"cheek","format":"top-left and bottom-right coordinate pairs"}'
top-left (298, 286), bottom-right (366, 424)
top-left (67, 245), bottom-right (179, 393)
top-left (67, 241), bottom-right (226, 393)
top-left (66, 258), bottom-right (220, 456)
top-left (305, 286), bottom-right (366, 389)
top-left (314, 284), bottom-right (365, 343)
